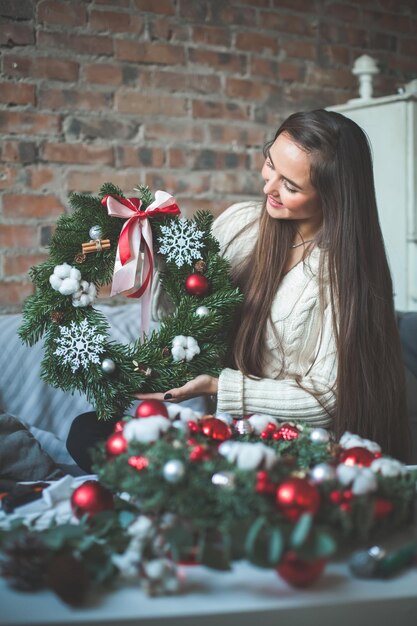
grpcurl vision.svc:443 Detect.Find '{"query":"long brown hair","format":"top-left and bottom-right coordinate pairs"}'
top-left (231, 110), bottom-right (409, 461)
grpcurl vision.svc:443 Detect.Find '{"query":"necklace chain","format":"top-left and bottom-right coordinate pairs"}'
top-left (290, 238), bottom-right (314, 249)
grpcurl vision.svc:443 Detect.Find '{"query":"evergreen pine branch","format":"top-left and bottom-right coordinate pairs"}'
top-left (98, 183), bottom-right (125, 198)
top-left (133, 184), bottom-right (154, 208)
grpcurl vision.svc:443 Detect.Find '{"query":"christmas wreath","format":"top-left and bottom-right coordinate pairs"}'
top-left (18, 184), bottom-right (242, 420)
top-left (1, 411), bottom-right (416, 605)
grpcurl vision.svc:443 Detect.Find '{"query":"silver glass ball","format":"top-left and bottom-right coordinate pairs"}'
top-left (195, 306), bottom-right (210, 317)
top-left (234, 419), bottom-right (253, 435)
top-left (101, 358), bottom-right (116, 375)
top-left (163, 459), bottom-right (185, 483)
top-left (215, 412), bottom-right (234, 426)
top-left (310, 427), bottom-right (330, 444)
top-left (89, 225), bottom-right (103, 240)
top-left (309, 463), bottom-right (337, 483)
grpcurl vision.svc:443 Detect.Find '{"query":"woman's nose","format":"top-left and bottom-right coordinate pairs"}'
top-left (263, 175), bottom-right (278, 196)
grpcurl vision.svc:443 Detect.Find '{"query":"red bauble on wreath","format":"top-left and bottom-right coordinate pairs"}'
top-left (201, 417), bottom-right (232, 442)
top-left (339, 446), bottom-right (375, 467)
top-left (276, 477), bottom-right (321, 522)
top-left (135, 400), bottom-right (169, 419)
top-left (277, 552), bottom-right (327, 588)
top-left (185, 273), bottom-right (209, 297)
top-left (106, 433), bottom-right (127, 456)
top-left (71, 480), bottom-right (114, 519)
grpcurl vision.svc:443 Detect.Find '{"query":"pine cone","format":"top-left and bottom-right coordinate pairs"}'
top-left (46, 552), bottom-right (90, 606)
top-left (0, 533), bottom-right (50, 591)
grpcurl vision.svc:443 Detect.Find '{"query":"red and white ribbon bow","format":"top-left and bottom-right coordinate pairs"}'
top-left (101, 190), bottom-right (180, 337)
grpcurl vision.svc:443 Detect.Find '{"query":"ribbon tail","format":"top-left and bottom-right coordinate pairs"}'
top-left (111, 221), bottom-right (141, 296)
top-left (126, 220), bottom-right (154, 339)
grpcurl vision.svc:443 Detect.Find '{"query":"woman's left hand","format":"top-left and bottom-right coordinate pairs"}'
top-left (134, 375), bottom-right (218, 403)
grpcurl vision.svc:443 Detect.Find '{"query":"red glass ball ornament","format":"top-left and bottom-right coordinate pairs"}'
top-left (201, 417), bottom-right (232, 442)
top-left (267, 422), bottom-right (277, 433)
top-left (374, 497), bottom-right (393, 519)
top-left (189, 444), bottom-right (209, 462)
top-left (276, 477), bottom-right (320, 522)
top-left (260, 431), bottom-right (270, 440)
top-left (106, 433), bottom-right (127, 456)
top-left (273, 423), bottom-right (300, 442)
top-left (188, 420), bottom-right (201, 433)
top-left (128, 455), bottom-right (149, 470)
top-left (277, 552), bottom-right (327, 588)
top-left (184, 273), bottom-right (209, 297)
top-left (340, 446), bottom-right (375, 467)
top-left (135, 400), bottom-right (169, 419)
top-left (71, 481), bottom-right (114, 520)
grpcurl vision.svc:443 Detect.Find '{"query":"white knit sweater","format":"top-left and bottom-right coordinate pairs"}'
top-left (212, 201), bottom-right (337, 426)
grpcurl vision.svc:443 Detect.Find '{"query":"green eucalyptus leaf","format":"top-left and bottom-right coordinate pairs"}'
top-left (268, 528), bottom-right (283, 565)
top-left (244, 516), bottom-right (267, 559)
top-left (313, 530), bottom-right (337, 558)
top-left (290, 513), bottom-right (313, 548)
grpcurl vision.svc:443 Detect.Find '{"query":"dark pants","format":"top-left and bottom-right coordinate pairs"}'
top-left (66, 411), bottom-right (117, 473)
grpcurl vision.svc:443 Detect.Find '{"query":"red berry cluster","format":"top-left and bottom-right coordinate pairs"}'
top-left (260, 422), bottom-right (299, 442)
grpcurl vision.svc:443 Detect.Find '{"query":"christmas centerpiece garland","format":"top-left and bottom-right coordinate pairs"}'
top-left (18, 184), bottom-right (242, 420)
top-left (1, 409), bottom-right (416, 604)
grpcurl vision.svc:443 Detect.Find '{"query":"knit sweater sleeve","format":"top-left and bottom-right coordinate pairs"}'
top-left (217, 303), bottom-right (337, 427)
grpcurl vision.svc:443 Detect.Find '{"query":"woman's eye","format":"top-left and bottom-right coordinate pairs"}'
top-left (265, 159), bottom-right (274, 169)
top-left (283, 180), bottom-right (297, 193)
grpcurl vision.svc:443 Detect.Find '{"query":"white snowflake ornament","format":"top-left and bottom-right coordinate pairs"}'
top-left (49, 263), bottom-right (81, 295)
top-left (54, 319), bottom-right (106, 373)
top-left (158, 218), bottom-right (204, 267)
top-left (171, 335), bottom-right (200, 362)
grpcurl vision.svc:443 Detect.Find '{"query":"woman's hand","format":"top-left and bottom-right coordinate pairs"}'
top-left (135, 375), bottom-right (218, 403)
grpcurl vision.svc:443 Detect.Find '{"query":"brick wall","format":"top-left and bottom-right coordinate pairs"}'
top-left (1, 0), bottom-right (416, 311)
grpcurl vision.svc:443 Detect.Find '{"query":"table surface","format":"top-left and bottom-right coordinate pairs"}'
top-left (1, 557), bottom-right (417, 626)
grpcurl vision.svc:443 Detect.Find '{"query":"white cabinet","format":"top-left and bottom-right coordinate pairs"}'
top-left (328, 92), bottom-right (417, 312)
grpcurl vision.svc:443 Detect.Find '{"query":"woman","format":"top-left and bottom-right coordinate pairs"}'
top-left (139, 109), bottom-right (409, 461)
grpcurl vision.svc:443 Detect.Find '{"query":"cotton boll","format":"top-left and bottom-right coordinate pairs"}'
top-left (248, 414), bottom-right (275, 434)
top-left (171, 345), bottom-right (186, 362)
top-left (218, 440), bottom-right (239, 463)
top-left (236, 443), bottom-right (265, 471)
top-left (54, 263), bottom-right (73, 279)
top-left (339, 431), bottom-right (381, 453)
top-left (124, 416), bottom-right (170, 444)
top-left (177, 406), bottom-right (200, 423)
top-left (370, 457), bottom-right (407, 477)
top-left (49, 274), bottom-right (62, 290)
top-left (262, 446), bottom-right (278, 470)
top-left (69, 267), bottom-right (81, 282)
top-left (352, 469), bottom-right (377, 495)
top-left (336, 464), bottom-right (359, 485)
top-left (59, 277), bottom-right (80, 295)
top-left (172, 335), bottom-right (187, 347)
top-left (72, 281), bottom-right (97, 307)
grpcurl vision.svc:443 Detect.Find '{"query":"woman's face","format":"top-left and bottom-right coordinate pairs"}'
top-left (261, 132), bottom-right (322, 233)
